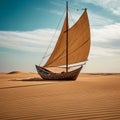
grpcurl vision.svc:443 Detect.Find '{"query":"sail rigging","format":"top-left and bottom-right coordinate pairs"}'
top-left (44, 9), bottom-right (90, 67)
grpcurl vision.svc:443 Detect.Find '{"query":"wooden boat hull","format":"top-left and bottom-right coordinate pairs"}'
top-left (35, 65), bottom-right (83, 80)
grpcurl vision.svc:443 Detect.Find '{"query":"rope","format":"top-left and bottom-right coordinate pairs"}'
top-left (39, 10), bottom-right (65, 66)
top-left (69, 9), bottom-right (75, 26)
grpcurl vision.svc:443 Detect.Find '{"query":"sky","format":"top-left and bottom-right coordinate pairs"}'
top-left (0, 0), bottom-right (120, 73)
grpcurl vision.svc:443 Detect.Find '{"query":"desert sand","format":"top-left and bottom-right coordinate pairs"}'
top-left (0, 71), bottom-right (120, 120)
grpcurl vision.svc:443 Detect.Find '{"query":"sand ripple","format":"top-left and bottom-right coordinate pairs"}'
top-left (0, 73), bottom-right (120, 120)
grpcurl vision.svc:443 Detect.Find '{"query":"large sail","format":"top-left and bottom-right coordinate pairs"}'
top-left (44, 10), bottom-right (90, 67)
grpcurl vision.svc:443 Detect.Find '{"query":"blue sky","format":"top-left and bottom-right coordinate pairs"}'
top-left (0, 0), bottom-right (120, 73)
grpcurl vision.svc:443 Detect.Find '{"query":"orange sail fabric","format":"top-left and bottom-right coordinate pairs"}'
top-left (44, 11), bottom-right (90, 67)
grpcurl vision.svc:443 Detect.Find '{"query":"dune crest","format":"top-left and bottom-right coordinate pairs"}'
top-left (7, 71), bottom-right (33, 74)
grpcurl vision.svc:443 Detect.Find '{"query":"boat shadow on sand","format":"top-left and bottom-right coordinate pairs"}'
top-left (10, 77), bottom-right (72, 82)
top-left (0, 77), bottom-right (72, 90)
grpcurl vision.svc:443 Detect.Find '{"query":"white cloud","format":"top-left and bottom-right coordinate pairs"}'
top-left (0, 22), bottom-right (120, 59)
top-left (90, 46), bottom-right (120, 58)
top-left (91, 23), bottom-right (120, 42)
top-left (0, 29), bottom-right (59, 52)
top-left (90, 22), bottom-right (120, 57)
top-left (88, 11), bottom-right (113, 27)
top-left (82, 0), bottom-right (120, 15)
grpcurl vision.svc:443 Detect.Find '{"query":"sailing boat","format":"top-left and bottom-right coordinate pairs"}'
top-left (35, 1), bottom-right (90, 80)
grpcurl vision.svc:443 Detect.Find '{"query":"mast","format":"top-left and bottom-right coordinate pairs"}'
top-left (66, 1), bottom-right (68, 72)
top-left (44, 3), bottom-right (90, 68)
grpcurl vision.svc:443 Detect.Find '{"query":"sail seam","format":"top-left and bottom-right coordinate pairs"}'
top-left (45, 39), bottom-right (89, 67)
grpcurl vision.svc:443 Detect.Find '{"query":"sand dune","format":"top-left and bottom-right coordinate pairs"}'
top-left (0, 72), bottom-right (120, 120)
top-left (8, 71), bottom-right (24, 74)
